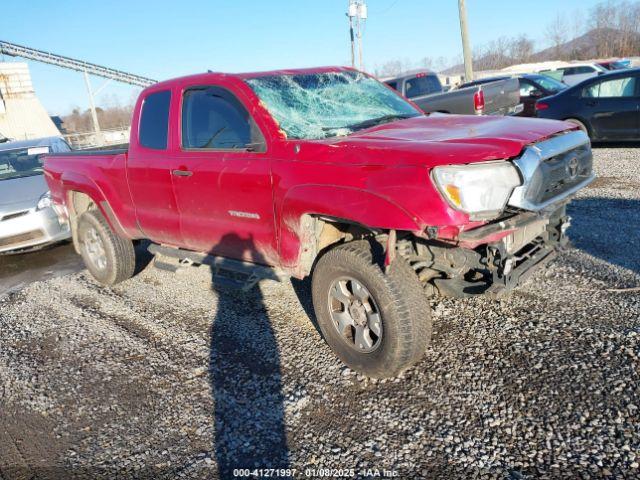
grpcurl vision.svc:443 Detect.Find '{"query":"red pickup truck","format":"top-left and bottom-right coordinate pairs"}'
top-left (44, 67), bottom-right (594, 378)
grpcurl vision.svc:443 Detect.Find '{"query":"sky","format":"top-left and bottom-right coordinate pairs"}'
top-left (0, 0), bottom-right (602, 116)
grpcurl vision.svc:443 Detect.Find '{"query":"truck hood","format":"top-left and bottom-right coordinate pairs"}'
top-left (297, 114), bottom-right (574, 167)
top-left (0, 174), bottom-right (47, 213)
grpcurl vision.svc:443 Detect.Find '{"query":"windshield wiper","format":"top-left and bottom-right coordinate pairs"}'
top-left (323, 114), bottom-right (417, 134)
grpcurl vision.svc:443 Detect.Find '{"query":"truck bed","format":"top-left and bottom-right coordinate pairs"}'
top-left (47, 145), bottom-right (128, 157)
top-left (412, 78), bottom-right (520, 116)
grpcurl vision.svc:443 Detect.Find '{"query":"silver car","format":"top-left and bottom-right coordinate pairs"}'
top-left (0, 137), bottom-right (71, 253)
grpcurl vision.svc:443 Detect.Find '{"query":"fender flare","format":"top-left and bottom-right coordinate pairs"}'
top-left (278, 184), bottom-right (422, 271)
top-left (60, 172), bottom-right (128, 238)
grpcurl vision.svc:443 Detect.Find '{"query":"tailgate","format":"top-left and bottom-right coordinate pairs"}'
top-left (480, 78), bottom-right (520, 115)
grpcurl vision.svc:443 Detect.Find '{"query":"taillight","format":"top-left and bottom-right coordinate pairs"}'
top-left (473, 90), bottom-right (485, 113)
top-left (536, 102), bottom-right (549, 111)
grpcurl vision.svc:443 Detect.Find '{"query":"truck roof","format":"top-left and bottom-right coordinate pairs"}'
top-left (379, 69), bottom-right (437, 83)
top-left (147, 66), bottom-right (360, 90)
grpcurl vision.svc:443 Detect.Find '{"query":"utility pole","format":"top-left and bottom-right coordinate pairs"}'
top-left (83, 69), bottom-right (104, 146)
top-left (458, 0), bottom-right (474, 82)
top-left (347, 0), bottom-right (367, 70)
top-left (348, 8), bottom-right (355, 67)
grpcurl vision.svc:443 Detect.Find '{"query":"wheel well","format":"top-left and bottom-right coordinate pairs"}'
top-left (298, 215), bottom-right (382, 276)
top-left (67, 191), bottom-right (96, 253)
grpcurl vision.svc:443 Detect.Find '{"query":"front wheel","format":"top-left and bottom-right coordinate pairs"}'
top-left (311, 240), bottom-right (432, 378)
top-left (77, 209), bottom-right (135, 285)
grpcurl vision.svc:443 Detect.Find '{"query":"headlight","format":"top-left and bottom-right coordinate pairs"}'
top-left (432, 161), bottom-right (521, 220)
top-left (36, 191), bottom-right (53, 211)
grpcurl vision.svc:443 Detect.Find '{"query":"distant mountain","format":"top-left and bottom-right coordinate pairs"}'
top-left (442, 28), bottom-right (640, 75)
top-left (533, 28), bottom-right (640, 61)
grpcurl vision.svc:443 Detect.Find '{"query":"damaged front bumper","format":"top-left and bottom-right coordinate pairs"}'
top-left (407, 205), bottom-right (571, 300)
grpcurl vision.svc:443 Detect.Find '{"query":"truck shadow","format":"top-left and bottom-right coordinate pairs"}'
top-left (568, 197), bottom-right (640, 275)
top-left (207, 234), bottom-right (289, 477)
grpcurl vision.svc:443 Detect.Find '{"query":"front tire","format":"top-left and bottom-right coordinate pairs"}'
top-left (311, 240), bottom-right (432, 378)
top-left (77, 209), bottom-right (135, 285)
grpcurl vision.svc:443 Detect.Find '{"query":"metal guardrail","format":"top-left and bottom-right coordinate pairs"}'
top-left (0, 40), bottom-right (156, 88)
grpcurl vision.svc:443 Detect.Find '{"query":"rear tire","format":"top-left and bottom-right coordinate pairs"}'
top-left (77, 209), bottom-right (135, 286)
top-left (311, 240), bottom-right (432, 378)
top-left (565, 118), bottom-right (590, 137)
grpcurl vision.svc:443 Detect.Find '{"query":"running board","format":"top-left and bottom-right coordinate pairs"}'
top-left (148, 243), bottom-right (283, 291)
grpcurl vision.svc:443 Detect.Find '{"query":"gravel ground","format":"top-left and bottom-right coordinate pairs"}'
top-left (0, 147), bottom-right (639, 480)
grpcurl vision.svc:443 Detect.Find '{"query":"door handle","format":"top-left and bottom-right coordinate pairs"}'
top-left (172, 169), bottom-right (193, 177)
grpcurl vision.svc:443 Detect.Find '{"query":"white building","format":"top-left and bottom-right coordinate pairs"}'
top-left (0, 62), bottom-right (60, 141)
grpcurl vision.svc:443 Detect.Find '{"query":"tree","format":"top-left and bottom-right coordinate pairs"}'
top-left (545, 13), bottom-right (568, 59)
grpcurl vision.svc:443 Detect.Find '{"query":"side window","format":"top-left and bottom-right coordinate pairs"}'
top-left (519, 80), bottom-right (536, 96)
top-left (583, 76), bottom-right (637, 98)
top-left (139, 90), bottom-right (171, 150)
top-left (182, 87), bottom-right (261, 150)
top-left (405, 75), bottom-right (441, 98)
top-left (385, 81), bottom-right (398, 91)
top-left (574, 66), bottom-right (593, 74)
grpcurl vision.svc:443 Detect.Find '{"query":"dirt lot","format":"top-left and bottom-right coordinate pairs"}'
top-left (0, 147), bottom-right (639, 479)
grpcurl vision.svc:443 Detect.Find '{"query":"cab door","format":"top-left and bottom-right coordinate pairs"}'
top-left (581, 74), bottom-right (639, 140)
top-left (170, 85), bottom-right (276, 265)
top-left (126, 89), bottom-right (184, 246)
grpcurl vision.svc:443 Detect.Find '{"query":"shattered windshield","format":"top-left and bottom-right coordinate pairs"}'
top-left (246, 71), bottom-right (421, 140)
top-left (0, 147), bottom-right (48, 181)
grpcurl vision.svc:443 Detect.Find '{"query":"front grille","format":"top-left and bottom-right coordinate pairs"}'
top-left (536, 144), bottom-right (593, 204)
top-left (0, 230), bottom-right (45, 248)
top-left (1, 210), bottom-right (30, 222)
top-left (508, 130), bottom-right (594, 211)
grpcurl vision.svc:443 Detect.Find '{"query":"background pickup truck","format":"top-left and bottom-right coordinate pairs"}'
top-left (44, 67), bottom-right (594, 378)
top-left (383, 70), bottom-right (522, 116)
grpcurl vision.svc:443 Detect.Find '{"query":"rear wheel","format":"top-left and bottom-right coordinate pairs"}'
top-left (311, 240), bottom-right (432, 378)
top-left (565, 118), bottom-right (590, 137)
top-left (77, 209), bottom-right (135, 285)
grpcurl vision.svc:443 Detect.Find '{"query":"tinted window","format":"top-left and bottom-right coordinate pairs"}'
top-left (182, 87), bottom-right (254, 149)
top-left (565, 66), bottom-right (595, 75)
top-left (139, 90), bottom-right (171, 150)
top-left (530, 75), bottom-right (567, 94)
top-left (583, 76), bottom-right (637, 98)
top-left (385, 81), bottom-right (398, 91)
top-left (405, 75), bottom-right (442, 98)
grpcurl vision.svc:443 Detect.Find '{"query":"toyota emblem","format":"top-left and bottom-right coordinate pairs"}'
top-left (567, 156), bottom-right (579, 179)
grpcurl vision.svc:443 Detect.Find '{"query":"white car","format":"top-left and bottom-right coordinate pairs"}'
top-left (539, 63), bottom-right (607, 87)
top-left (0, 137), bottom-right (71, 253)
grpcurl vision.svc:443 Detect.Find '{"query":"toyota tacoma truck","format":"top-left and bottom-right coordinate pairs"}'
top-left (44, 67), bottom-right (594, 378)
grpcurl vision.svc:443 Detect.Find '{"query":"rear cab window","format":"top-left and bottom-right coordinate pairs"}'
top-left (404, 75), bottom-right (442, 98)
top-left (139, 90), bottom-right (171, 150)
top-left (384, 81), bottom-right (398, 91)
